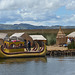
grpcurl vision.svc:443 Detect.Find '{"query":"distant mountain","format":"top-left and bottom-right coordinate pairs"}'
top-left (0, 23), bottom-right (75, 30)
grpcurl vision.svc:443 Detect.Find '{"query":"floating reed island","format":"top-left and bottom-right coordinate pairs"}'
top-left (46, 46), bottom-right (75, 56)
top-left (46, 27), bottom-right (75, 56)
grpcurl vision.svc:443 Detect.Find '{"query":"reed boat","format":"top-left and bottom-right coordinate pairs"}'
top-left (0, 41), bottom-right (46, 58)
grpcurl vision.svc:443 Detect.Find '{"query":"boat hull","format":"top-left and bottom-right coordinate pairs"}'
top-left (0, 45), bottom-right (47, 58)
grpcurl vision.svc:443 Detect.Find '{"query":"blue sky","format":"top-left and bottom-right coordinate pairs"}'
top-left (56, 6), bottom-right (74, 16)
top-left (0, 0), bottom-right (75, 26)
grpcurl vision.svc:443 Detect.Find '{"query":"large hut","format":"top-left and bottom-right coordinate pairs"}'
top-left (10, 32), bottom-right (33, 46)
top-left (56, 27), bottom-right (66, 45)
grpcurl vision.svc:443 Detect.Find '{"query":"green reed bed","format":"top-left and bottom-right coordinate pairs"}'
top-left (42, 33), bottom-right (56, 46)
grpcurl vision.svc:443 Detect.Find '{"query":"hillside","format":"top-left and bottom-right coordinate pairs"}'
top-left (0, 23), bottom-right (75, 30)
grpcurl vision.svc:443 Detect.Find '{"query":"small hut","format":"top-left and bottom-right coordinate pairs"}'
top-left (29, 35), bottom-right (47, 46)
top-left (0, 33), bottom-right (8, 45)
top-left (56, 27), bottom-right (66, 45)
top-left (66, 31), bottom-right (75, 44)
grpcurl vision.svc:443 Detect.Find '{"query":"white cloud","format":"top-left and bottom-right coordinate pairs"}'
top-left (0, 0), bottom-right (65, 23)
top-left (5, 13), bottom-right (75, 26)
top-left (5, 20), bottom-right (43, 26)
top-left (0, 0), bottom-right (75, 26)
top-left (0, 0), bottom-right (14, 10)
top-left (63, 14), bottom-right (75, 24)
top-left (0, 0), bottom-right (65, 10)
top-left (66, 0), bottom-right (75, 10)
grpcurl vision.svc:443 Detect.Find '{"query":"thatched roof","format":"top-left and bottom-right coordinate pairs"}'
top-left (29, 35), bottom-right (46, 40)
top-left (67, 31), bottom-right (75, 38)
top-left (10, 32), bottom-right (25, 38)
top-left (56, 27), bottom-right (66, 38)
top-left (0, 33), bottom-right (8, 39)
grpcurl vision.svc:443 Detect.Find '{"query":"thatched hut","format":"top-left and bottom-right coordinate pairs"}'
top-left (10, 32), bottom-right (33, 46)
top-left (29, 35), bottom-right (47, 46)
top-left (66, 31), bottom-right (75, 44)
top-left (56, 27), bottom-right (66, 45)
top-left (10, 33), bottom-right (47, 46)
top-left (0, 33), bottom-right (8, 45)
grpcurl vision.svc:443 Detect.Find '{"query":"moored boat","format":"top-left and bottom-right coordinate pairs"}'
top-left (0, 41), bottom-right (46, 58)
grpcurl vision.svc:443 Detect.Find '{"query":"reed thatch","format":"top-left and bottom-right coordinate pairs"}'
top-left (56, 27), bottom-right (66, 45)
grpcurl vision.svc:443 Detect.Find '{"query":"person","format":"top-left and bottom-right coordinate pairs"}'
top-left (28, 40), bottom-right (31, 51)
top-left (24, 40), bottom-right (27, 48)
top-left (67, 38), bottom-right (71, 45)
top-left (71, 39), bottom-right (74, 43)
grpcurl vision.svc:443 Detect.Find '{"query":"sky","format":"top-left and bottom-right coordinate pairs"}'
top-left (0, 0), bottom-right (75, 26)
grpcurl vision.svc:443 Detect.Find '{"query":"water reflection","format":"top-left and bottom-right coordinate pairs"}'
top-left (0, 56), bottom-right (75, 75)
top-left (0, 57), bottom-right (47, 64)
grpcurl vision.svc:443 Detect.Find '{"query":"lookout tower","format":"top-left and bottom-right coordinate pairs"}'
top-left (56, 27), bottom-right (66, 45)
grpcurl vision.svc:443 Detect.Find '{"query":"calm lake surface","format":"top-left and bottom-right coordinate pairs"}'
top-left (0, 56), bottom-right (75, 75)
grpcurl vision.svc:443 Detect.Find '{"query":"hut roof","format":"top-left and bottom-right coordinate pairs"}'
top-left (56, 27), bottom-right (66, 38)
top-left (67, 31), bottom-right (75, 38)
top-left (10, 32), bottom-right (25, 38)
top-left (29, 35), bottom-right (47, 40)
top-left (0, 33), bottom-right (8, 39)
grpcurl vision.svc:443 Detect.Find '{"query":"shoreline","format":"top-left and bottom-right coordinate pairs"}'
top-left (46, 46), bottom-right (75, 56)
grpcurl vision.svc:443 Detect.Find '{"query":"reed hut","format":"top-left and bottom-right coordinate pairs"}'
top-left (10, 33), bottom-right (47, 46)
top-left (66, 32), bottom-right (75, 44)
top-left (56, 27), bottom-right (66, 45)
top-left (29, 35), bottom-right (47, 46)
top-left (10, 32), bottom-right (33, 45)
top-left (0, 33), bottom-right (8, 45)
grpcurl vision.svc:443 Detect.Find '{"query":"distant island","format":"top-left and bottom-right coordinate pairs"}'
top-left (0, 23), bottom-right (75, 30)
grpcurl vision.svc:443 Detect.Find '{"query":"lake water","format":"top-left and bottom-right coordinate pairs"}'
top-left (0, 56), bottom-right (75, 75)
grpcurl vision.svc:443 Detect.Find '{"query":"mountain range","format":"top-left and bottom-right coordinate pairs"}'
top-left (0, 23), bottom-right (75, 30)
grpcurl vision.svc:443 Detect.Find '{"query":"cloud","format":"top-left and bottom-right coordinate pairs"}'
top-left (0, 0), bottom-right (75, 26)
top-left (63, 14), bottom-right (75, 24)
top-left (0, 0), bottom-right (65, 10)
top-left (4, 14), bottom-right (75, 26)
top-left (66, 0), bottom-right (75, 10)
